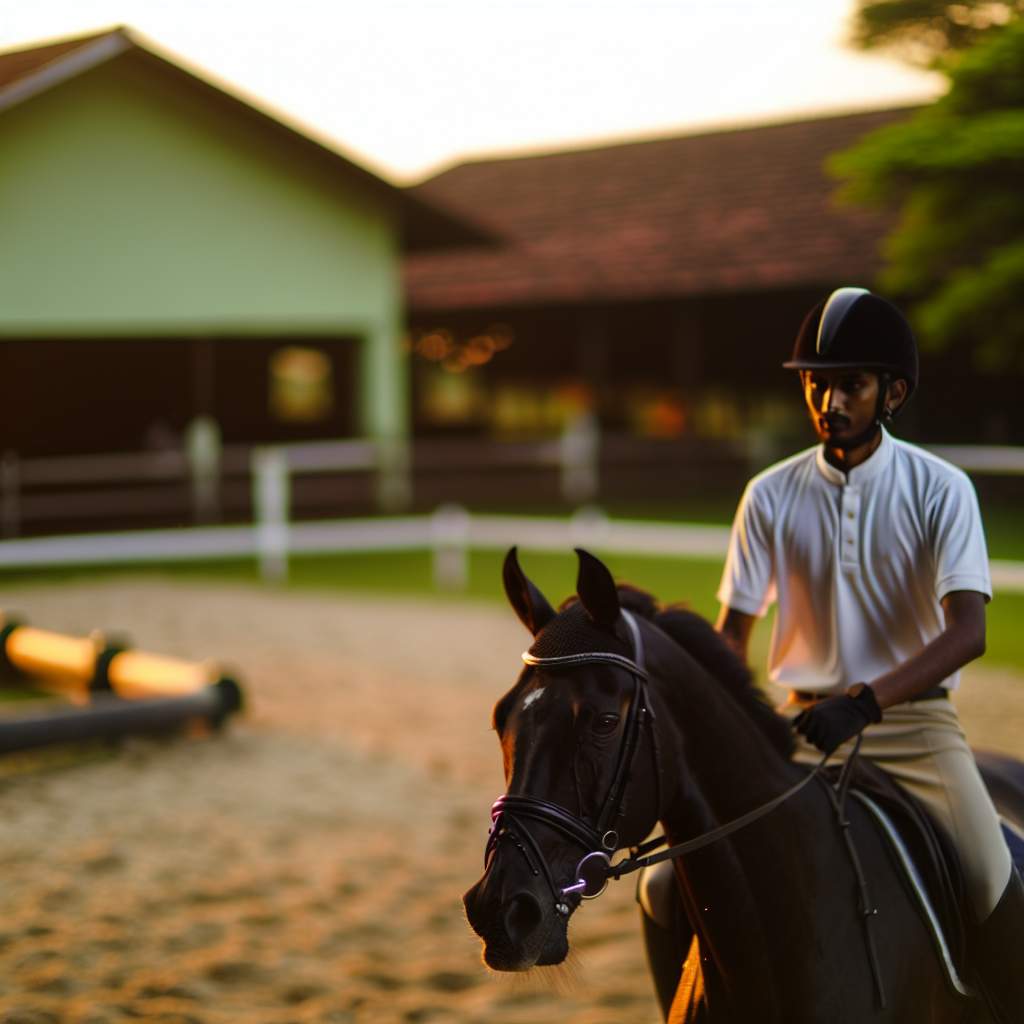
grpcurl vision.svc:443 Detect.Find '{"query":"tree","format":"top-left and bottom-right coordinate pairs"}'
top-left (850, 0), bottom-right (1024, 67)
top-left (832, 19), bottom-right (1024, 370)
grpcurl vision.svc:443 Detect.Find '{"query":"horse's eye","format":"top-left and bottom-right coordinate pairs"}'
top-left (593, 712), bottom-right (620, 735)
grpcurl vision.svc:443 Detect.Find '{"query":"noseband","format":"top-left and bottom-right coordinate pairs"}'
top-left (487, 610), bottom-right (654, 916)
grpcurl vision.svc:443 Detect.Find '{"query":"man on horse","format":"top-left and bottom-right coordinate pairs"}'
top-left (639, 287), bottom-right (1023, 1022)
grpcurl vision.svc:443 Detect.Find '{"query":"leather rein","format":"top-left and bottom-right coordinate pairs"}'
top-left (485, 609), bottom-right (828, 916)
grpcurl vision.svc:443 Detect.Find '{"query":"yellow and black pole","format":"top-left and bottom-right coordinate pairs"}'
top-left (0, 613), bottom-right (243, 753)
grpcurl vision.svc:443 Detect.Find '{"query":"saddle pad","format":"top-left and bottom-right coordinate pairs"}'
top-left (853, 791), bottom-right (975, 1000)
top-left (1002, 818), bottom-right (1024, 875)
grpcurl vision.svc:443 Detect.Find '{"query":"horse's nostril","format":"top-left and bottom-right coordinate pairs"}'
top-left (504, 890), bottom-right (543, 944)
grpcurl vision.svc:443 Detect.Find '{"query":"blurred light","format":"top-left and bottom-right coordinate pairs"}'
top-left (416, 330), bottom-right (454, 361)
top-left (443, 353), bottom-right (470, 373)
top-left (464, 335), bottom-right (495, 365)
top-left (487, 323), bottom-right (515, 351)
top-left (269, 346), bottom-right (333, 423)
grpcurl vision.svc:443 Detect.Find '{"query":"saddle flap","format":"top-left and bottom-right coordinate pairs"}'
top-left (831, 759), bottom-right (971, 997)
top-left (1001, 818), bottom-right (1024, 875)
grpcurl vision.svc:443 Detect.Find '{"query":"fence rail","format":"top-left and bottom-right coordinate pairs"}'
top-left (0, 510), bottom-right (1022, 594)
top-left (925, 446), bottom-right (1024, 475)
top-left (3, 434), bottom-right (1022, 542)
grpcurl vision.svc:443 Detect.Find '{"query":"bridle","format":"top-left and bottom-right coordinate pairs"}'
top-left (486, 609), bottom-right (653, 916)
top-left (484, 609), bottom-right (828, 917)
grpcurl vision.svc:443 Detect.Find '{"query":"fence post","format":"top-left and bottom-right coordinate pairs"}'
top-left (431, 503), bottom-right (470, 591)
top-left (560, 411), bottom-right (599, 504)
top-left (1, 451), bottom-right (19, 539)
top-left (376, 436), bottom-right (412, 512)
top-left (252, 447), bottom-right (290, 583)
top-left (186, 415), bottom-right (222, 523)
top-left (570, 504), bottom-right (610, 551)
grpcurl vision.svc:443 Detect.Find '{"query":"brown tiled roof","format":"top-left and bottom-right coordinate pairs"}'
top-left (404, 107), bottom-right (920, 312)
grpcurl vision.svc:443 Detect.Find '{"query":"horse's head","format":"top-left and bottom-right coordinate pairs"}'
top-left (463, 547), bottom-right (664, 971)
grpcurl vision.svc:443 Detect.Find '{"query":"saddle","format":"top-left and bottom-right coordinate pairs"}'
top-left (823, 758), bottom-right (973, 997)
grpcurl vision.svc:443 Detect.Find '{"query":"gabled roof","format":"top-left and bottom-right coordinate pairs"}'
top-left (404, 107), bottom-right (921, 311)
top-left (0, 28), bottom-right (116, 89)
top-left (0, 26), bottom-right (488, 252)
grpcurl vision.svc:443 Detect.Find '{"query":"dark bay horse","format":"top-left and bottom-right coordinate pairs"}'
top-left (464, 547), bottom-right (1008, 1022)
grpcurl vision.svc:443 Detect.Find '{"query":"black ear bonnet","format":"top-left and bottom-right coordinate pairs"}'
top-left (527, 602), bottom-right (631, 661)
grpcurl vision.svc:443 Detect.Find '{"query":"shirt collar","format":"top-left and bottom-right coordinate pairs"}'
top-left (815, 427), bottom-right (894, 486)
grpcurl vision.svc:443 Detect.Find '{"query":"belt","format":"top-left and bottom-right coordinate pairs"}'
top-left (792, 685), bottom-right (949, 704)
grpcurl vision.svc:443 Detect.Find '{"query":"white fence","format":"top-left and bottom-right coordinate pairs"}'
top-left (1, 433), bottom-right (1022, 592)
top-left (0, 415), bottom-right (605, 538)
top-left (1, 507), bottom-right (1023, 594)
top-left (6, 426), bottom-right (1022, 541)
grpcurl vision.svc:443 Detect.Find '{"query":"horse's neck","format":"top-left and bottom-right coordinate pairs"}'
top-left (653, 657), bottom-right (808, 1016)
top-left (654, 654), bottom-right (797, 821)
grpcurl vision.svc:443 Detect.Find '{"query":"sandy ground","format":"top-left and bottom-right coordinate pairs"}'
top-left (0, 577), bottom-right (1021, 1024)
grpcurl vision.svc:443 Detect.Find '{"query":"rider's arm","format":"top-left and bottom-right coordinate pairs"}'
top-left (867, 590), bottom-right (986, 710)
top-left (716, 479), bottom-right (773, 661)
top-left (716, 606), bottom-right (757, 664)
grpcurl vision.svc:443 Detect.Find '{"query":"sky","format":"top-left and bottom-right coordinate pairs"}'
top-left (0, 0), bottom-right (943, 183)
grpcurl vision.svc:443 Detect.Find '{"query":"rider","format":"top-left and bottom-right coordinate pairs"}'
top-left (639, 287), bottom-right (1023, 1022)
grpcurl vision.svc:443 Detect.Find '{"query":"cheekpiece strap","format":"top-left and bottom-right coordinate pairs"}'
top-left (621, 609), bottom-right (644, 669)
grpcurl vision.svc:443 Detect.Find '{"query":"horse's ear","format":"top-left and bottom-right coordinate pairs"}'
top-left (502, 547), bottom-right (556, 636)
top-left (575, 548), bottom-right (620, 629)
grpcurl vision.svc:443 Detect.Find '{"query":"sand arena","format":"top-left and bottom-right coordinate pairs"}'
top-left (0, 578), bottom-right (1020, 1024)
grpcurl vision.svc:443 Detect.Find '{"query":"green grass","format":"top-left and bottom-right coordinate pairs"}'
top-left (3, 547), bottom-right (1021, 674)
top-left (0, 549), bottom-right (723, 608)
top-left (978, 502), bottom-right (1024, 562)
top-left (472, 495), bottom-right (1024, 559)
top-left (981, 592), bottom-right (1024, 673)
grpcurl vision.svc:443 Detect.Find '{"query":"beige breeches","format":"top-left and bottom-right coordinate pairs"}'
top-left (783, 697), bottom-right (1012, 921)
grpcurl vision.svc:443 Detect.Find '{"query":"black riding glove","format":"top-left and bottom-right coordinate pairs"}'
top-left (793, 683), bottom-right (882, 755)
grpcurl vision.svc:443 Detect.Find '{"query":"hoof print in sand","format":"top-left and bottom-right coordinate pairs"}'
top-left (424, 970), bottom-right (479, 993)
top-left (205, 960), bottom-right (263, 986)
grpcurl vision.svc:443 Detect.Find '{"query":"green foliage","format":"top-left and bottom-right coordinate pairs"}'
top-left (832, 19), bottom-right (1024, 370)
top-left (850, 0), bottom-right (1024, 67)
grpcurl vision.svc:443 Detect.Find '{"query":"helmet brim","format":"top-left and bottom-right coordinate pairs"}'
top-left (782, 360), bottom-right (897, 371)
top-left (782, 359), bottom-right (917, 396)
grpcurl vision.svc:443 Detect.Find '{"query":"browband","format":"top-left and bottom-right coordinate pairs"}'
top-left (521, 609), bottom-right (648, 680)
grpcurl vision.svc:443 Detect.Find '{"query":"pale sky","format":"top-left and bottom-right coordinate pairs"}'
top-left (0, 0), bottom-right (943, 183)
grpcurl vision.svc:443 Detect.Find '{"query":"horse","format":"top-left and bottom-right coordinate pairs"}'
top-left (463, 547), bottom-right (1022, 1022)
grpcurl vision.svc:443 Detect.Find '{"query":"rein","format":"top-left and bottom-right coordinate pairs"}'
top-left (607, 752), bottom-right (829, 881)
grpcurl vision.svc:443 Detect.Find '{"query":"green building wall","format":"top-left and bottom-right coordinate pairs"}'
top-left (0, 51), bottom-right (408, 451)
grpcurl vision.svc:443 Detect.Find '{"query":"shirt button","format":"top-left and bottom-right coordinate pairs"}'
top-left (847, 512), bottom-right (855, 519)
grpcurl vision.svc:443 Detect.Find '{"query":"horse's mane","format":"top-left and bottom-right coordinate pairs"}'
top-left (616, 586), bottom-right (795, 758)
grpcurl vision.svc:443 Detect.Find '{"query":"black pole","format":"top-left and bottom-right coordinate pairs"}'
top-left (0, 678), bottom-right (243, 754)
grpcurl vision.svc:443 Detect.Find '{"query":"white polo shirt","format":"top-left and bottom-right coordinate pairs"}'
top-left (717, 428), bottom-right (992, 693)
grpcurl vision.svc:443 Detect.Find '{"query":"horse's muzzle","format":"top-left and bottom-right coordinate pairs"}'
top-left (463, 877), bottom-right (569, 970)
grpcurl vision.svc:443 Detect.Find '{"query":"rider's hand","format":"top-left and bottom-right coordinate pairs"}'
top-left (793, 683), bottom-right (882, 755)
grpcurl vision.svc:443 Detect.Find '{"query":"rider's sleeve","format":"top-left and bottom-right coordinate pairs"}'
top-left (717, 479), bottom-right (775, 617)
top-left (929, 469), bottom-right (993, 603)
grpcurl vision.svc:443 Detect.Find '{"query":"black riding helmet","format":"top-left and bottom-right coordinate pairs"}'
top-left (784, 287), bottom-right (918, 450)
top-left (784, 286), bottom-right (919, 398)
